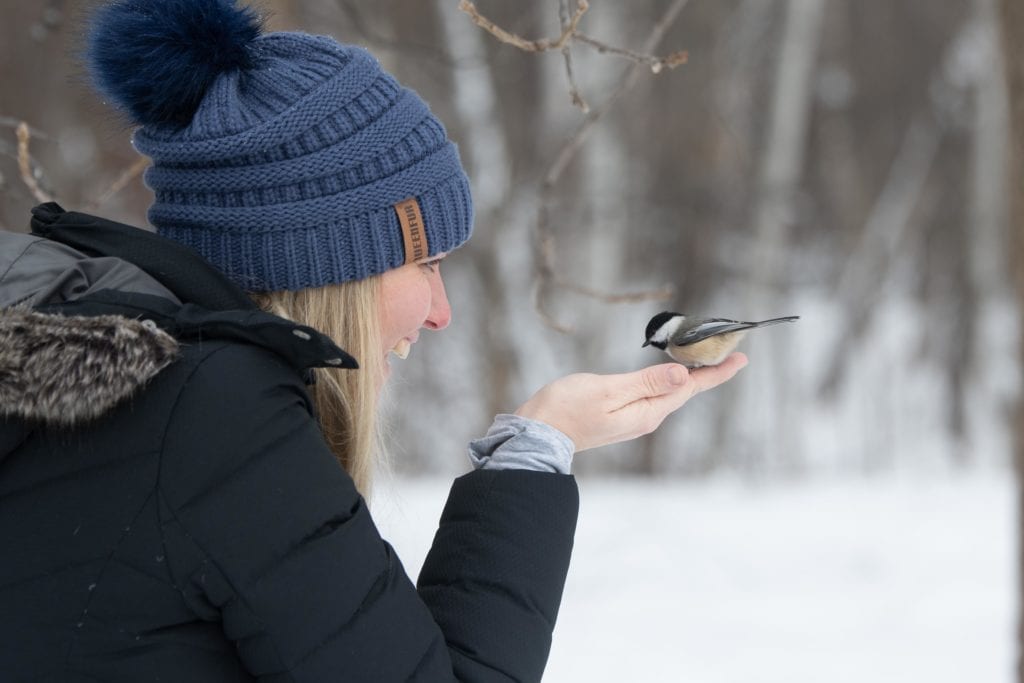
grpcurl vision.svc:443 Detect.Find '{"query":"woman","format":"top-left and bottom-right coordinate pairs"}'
top-left (0, 1), bottom-right (746, 681)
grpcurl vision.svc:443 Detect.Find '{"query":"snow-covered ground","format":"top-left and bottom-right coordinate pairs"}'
top-left (373, 471), bottom-right (1015, 683)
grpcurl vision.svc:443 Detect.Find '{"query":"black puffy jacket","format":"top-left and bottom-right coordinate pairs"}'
top-left (0, 205), bottom-right (578, 682)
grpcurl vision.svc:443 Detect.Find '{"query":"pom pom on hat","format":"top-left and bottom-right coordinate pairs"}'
top-left (83, 0), bottom-right (474, 292)
top-left (86, 0), bottom-right (263, 127)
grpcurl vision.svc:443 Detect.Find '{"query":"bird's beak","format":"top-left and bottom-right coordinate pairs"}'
top-left (641, 340), bottom-right (650, 348)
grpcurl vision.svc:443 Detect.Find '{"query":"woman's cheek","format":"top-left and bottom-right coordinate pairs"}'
top-left (383, 284), bottom-right (431, 341)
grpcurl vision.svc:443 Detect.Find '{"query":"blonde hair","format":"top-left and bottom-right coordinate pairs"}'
top-left (251, 277), bottom-right (385, 497)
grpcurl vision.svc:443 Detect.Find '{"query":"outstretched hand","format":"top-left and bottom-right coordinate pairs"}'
top-left (514, 353), bottom-right (748, 453)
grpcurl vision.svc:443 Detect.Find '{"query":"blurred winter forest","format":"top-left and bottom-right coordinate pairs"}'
top-left (4, 0), bottom-right (1014, 481)
top-left (3, 0), bottom-right (1021, 679)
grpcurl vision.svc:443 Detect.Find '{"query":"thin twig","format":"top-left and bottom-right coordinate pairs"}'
top-left (460, 0), bottom-right (686, 76)
top-left (0, 117), bottom-right (52, 140)
top-left (532, 283), bottom-right (575, 333)
top-left (16, 122), bottom-right (53, 203)
top-left (86, 157), bottom-right (150, 210)
top-left (563, 55), bottom-right (589, 112)
top-left (575, 32), bottom-right (688, 73)
top-left (531, 216), bottom-right (575, 333)
top-left (459, 0), bottom-right (588, 53)
top-left (559, 0), bottom-right (589, 113)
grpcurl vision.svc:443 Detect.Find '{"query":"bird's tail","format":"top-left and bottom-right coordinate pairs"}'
top-left (752, 316), bottom-right (799, 328)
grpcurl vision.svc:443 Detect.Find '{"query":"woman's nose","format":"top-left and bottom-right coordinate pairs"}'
top-left (424, 272), bottom-right (451, 330)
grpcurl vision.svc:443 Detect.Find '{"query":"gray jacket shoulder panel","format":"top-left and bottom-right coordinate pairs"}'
top-left (0, 231), bottom-right (179, 308)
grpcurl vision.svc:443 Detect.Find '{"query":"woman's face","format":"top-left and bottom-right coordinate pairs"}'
top-left (379, 255), bottom-right (451, 376)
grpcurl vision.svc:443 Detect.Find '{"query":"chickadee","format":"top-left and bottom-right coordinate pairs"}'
top-left (642, 311), bottom-right (799, 368)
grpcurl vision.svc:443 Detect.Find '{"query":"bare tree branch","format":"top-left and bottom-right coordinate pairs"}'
top-left (531, 282), bottom-right (575, 334)
top-left (6, 118), bottom-right (147, 211)
top-left (541, 0), bottom-right (691, 185)
top-left (532, 0), bottom-right (689, 331)
top-left (559, 0), bottom-right (589, 113)
top-left (561, 50), bottom-right (588, 112)
top-left (460, 0), bottom-right (687, 83)
top-left (459, 0), bottom-right (588, 53)
top-left (462, 0), bottom-right (689, 329)
top-left (16, 122), bottom-right (53, 204)
top-left (0, 117), bottom-right (52, 140)
top-left (85, 157), bottom-right (149, 211)
top-left (574, 32), bottom-right (688, 73)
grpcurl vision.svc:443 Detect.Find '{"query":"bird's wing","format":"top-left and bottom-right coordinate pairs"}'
top-left (675, 319), bottom-right (755, 346)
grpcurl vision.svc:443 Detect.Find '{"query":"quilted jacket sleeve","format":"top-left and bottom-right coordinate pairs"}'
top-left (156, 342), bottom-right (578, 682)
top-left (418, 470), bottom-right (579, 682)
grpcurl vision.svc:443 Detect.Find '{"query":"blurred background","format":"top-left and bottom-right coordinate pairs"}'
top-left (1, 0), bottom-right (1018, 681)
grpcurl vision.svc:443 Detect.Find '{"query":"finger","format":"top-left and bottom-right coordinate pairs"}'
top-left (688, 352), bottom-right (748, 393)
top-left (629, 353), bottom-right (747, 422)
top-left (610, 364), bottom-right (692, 417)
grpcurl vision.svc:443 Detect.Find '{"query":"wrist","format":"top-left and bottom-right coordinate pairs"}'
top-left (469, 414), bottom-right (576, 473)
top-left (513, 405), bottom-right (575, 449)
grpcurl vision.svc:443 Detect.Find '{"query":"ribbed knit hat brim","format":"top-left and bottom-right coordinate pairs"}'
top-left (156, 171), bottom-right (472, 291)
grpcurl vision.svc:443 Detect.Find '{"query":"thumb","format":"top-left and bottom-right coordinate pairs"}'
top-left (626, 363), bottom-right (689, 402)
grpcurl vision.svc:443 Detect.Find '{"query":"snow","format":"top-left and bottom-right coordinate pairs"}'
top-left (373, 471), bottom-right (1015, 682)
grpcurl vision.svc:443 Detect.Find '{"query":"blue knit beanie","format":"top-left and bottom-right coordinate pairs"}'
top-left (85, 0), bottom-right (473, 291)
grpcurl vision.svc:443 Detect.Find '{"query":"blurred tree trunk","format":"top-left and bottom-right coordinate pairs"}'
top-left (966, 0), bottom-right (1010, 466)
top-left (998, 0), bottom-right (1024, 680)
top-left (738, 0), bottom-right (826, 474)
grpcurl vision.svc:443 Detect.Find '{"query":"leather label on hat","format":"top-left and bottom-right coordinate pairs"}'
top-left (395, 197), bottom-right (428, 265)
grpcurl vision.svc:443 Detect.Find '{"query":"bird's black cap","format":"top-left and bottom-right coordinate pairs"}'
top-left (643, 311), bottom-right (682, 347)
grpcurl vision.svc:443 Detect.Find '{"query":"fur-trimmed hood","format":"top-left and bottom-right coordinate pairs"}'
top-left (0, 307), bottom-right (179, 427)
top-left (0, 231), bottom-right (182, 428)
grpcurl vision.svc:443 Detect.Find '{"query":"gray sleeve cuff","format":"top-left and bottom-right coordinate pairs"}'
top-left (468, 414), bottom-right (575, 475)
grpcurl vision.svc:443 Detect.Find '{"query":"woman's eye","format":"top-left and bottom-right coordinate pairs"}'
top-left (420, 259), bottom-right (442, 273)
